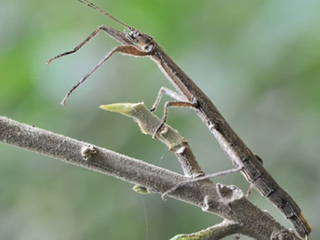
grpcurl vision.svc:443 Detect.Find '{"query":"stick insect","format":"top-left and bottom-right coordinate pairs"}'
top-left (47, 0), bottom-right (312, 239)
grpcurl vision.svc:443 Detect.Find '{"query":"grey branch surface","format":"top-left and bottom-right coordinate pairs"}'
top-left (0, 115), bottom-right (301, 240)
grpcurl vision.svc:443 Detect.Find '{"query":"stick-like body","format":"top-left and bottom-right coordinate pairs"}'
top-left (47, 1), bottom-right (312, 238)
top-left (149, 38), bottom-right (311, 240)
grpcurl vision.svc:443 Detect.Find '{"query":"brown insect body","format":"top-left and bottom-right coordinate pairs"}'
top-left (47, 1), bottom-right (312, 238)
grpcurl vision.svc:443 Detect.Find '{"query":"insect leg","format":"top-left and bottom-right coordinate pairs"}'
top-left (60, 45), bottom-right (149, 105)
top-left (151, 87), bottom-right (198, 138)
top-left (153, 100), bottom-right (197, 139)
top-left (151, 87), bottom-right (188, 112)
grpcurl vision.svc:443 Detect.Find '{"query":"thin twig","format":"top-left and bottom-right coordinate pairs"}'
top-left (100, 102), bottom-right (204, 178)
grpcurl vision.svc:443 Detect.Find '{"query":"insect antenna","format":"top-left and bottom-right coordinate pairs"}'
top-left (76, 0), bottom-right (135, 31)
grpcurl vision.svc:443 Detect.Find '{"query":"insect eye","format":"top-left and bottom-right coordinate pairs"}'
top-left (129, 32), bottom-right (135, 39)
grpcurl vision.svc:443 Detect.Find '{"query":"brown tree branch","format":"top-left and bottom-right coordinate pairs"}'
top-left (0, 115), bottom-right (301, 240)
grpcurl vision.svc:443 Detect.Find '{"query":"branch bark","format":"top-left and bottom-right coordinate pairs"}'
top-left (0, 116), bottom-right (301, 240)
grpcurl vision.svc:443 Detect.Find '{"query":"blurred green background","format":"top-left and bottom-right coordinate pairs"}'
top-left (0, 0), bottom-right (319, 239)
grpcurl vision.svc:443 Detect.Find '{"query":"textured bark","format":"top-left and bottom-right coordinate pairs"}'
top-left (0, 116), bottom-right (302, 240)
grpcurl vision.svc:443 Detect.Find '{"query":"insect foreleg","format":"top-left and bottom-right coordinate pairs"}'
top-left (61, 45), bottom-right (149, 105)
